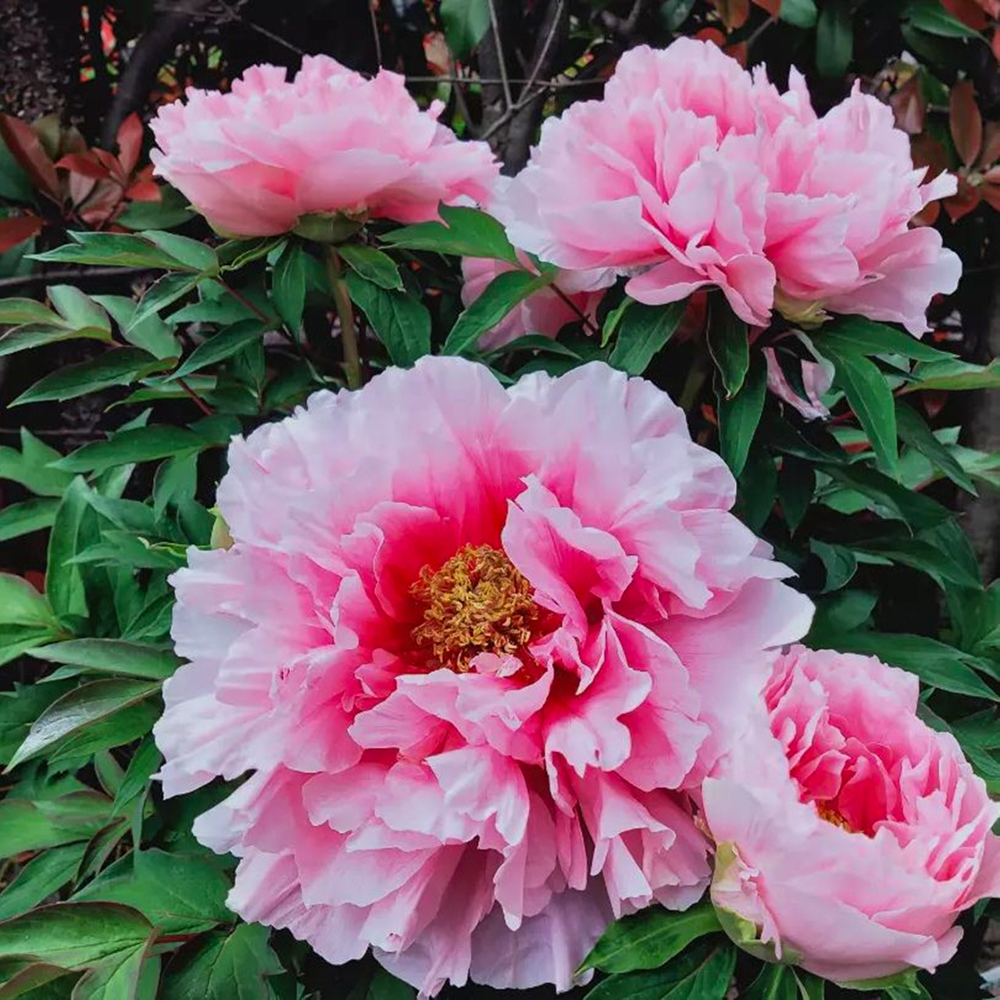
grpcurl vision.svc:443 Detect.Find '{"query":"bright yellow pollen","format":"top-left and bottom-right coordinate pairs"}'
top-left (816, 800), bottom-right (854, 832)
top-left (410, 544), bottom-right (540, 672)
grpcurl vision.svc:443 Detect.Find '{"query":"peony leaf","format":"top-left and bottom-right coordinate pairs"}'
top-left (812, 540), bottom-right (858, 593)
top-left (706, 300), bottom-right (749, 397)
top-left (166, 319), bottom-right (266, 382)
top-left (338, 244), bottom-right (403, 291)
top-left (12, 349), bottom-right (170, 406)
top-left (580, 902), bottom-right (722, 974)
top-left (271, 240), bottom-right (308, 335)
top-left (718, 354), bottom-right (767, 477)
top-left (53, 425), bottom-right (205, 474)
top-left (0, 843), bottom-right (87, 922)
top-left (950, 79), bottom-right (984, 168)
top-left (0, 793), bottom-right (112, 857)
top-left (822, 346), bottom-right (898, 477)
top-left (160, 924), bottom-right (282, 1000)
top-left (584, 942), bottom-right (736, 999)
top-left (779, 0), bottom-right (818, 27)
top-left (6, 678), bottom-right (162, 770)
top-left (346, 272), bottom-right (431, 366)
top-left (896, 401), bottom-right (978, 494)
top-left (30, 231), bottom-right (199, 272)
top-left (610, 301), bottom-right (685, 376)
top-left (905, 0), bottom-right (981, 37)
top-left (816, 0), bottom-right (853, 76)
top-left (743, 964), bottom-right (800, 1000)
top-left (440, 0), bottom-right (490, 62)
top-left (26, 639), bottom-right (180, 681)
top-left (111, 738), bottom-right (161, 816)
top-left (381, 206), bottom-right (519, 265)
top-left (817, 316), bottom-right (950, 362)
top-left (661, 0), bottom-right (699, 28)
top-left (443, 269), bottom-right (554, 355)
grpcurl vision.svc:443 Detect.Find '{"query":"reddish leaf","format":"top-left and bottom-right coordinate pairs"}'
top-left (695, 27), bottom-right (728, 47)
top-left (125, 180), bottom-right (160, 202)
top-left (981, 182), bottom-right (1000, 212)
top-left (942, 0), bottom-right (989, 29)
top-left (752, 0), bottom-right (782, 15)
top-left (712, 0), bottom-right (751, 28)
top-left (891, 74), bottom-right (926, 135)
top-left (55, 152), bottom-right (110, 180)
top-left (0, 114), bottom-right (60, 201)
top-left (984, 165), bottom-right (1000, 184)
top-left (77, 180), bottom-right (125, 226)
top-left (950, 80), bottom-right (983, 168)
top-left (726, 41), bottom-right (749, 66)
top-left (68, 170), bottom-right (98, 209)
top-left (913, 200), bottom-right (941, 226)
top-left (0, 213), bottom-right (44, 253)
top-left (911, 134), bottom-right (950, 178)
top-left (116, 113), bottom-right (143, 176)
top-left (944, 178), bottom-right (982, 222)
top-left (979, 122), bottom-right (1000, 168)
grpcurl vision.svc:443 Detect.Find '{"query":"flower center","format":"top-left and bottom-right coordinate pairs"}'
top-left (410, 544), bottom-right (541, 672)
top-left (816, 800), bottom-right (855, 833)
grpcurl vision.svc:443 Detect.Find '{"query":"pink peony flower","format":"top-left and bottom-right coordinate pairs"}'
top-left (703, 645), bottom-right (1000, 984)
top-left (461, 254), bottom-right (603, 350)
top-left (498, 40), bottom-right (811, 326)
top-left (149, 56), bottom-right (499, 237)
top-left (155, 357), bottom-right (813, 996)
top-left (760, 82), bottom-right (961, 335)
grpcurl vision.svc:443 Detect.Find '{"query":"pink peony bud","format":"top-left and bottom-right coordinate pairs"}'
top-left (150, 56), bottom-right (499, 237)
top-left (703, 645), bottom-right (1000, 985)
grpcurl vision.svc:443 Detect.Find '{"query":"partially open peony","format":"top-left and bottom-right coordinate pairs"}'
top-left (703, 645), bottom-right (1000, 984)
top-left (150, 56), bottom-right (499, 237)
top-left (156, 357), bottom-right (812, 996)
top-left (499, 40), bottom-right (796, 326)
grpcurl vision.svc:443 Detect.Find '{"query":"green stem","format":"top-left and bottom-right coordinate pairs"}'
top-left (324, 247), bottom-right (362, 390)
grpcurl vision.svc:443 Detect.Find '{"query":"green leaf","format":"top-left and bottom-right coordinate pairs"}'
top-left (381, 206), bottom-right (519, 265)
top-left (744, 964), bottom-right (799, 1000)
top-left (444, 270), bottom-right (555, 355)
top-left (895, 401), bottom-right (978, 494)
top-left (46, 478), bottom-right (92, 623)
top-left (609, 301), bottom-right (685, 376)
top-left (271, 241), bottom-right (308, 335)
top-left (706, 301), bottom-right (749, 397)
top-left (0, 683), bottom-right (74, 765)
top-left (824, 348), bottom-right (898, 476)
top-left (54, 427), bottom-right (204, 475)
top-left (48, 286), bottom-right (111, 335)
top-left (167, 320), bottom-right (266, 381)
top-left (7, 679), bottom-right (161, 770)
top-left (153, 452), bottom-right (198, 518)
top-left (129, 273), bottom-right (201, 329)
top-left (0, 626), bottom-right (64, 670)
top-left (345, 273), bottom-right (432, 366)
top-left (12, 350), bottom-right (167, 406)
top-left (816, 0), bottom-right (853, 76)
top-left (0, 961), bottom-right (78, 998)
top-left (660, 0), bottom-right (698, 30)
top-left (92, 295), bottom-right (179, 361)
top-left (116, 185), bottom-right (195, 231)
top-left (0, 575), bottom-right (56, 635)
top-left (780, 0), bottom-right (819, 28)
top-left (0, 299), bottom-right (60, 326)
top-left (581, 902), bottom-right (721, 974)
top-left (778, 458), bottom-right (815, 534)
top-left (338, 244), bottom-right (402, 291)
top-left (0, 844), bottom-right (87, 922)
top-left (0, 793), bottom-right (111, 856)
top-left (851, 535), bottom-right (982, 590)
top-left (74, 850), bottom-right (230, 935)
top-left (819, 463), bottom-right (950, 529)
top-left (0, 429), bottom-right (73, 497)
top-left (26, 640), bottom-right (180, 681)
top-left (812, 540), bottom-right (858, 592)
top-left (29, 233), bottom-right (193, 271)
top-left (718, 355), bottom-right (767, 478)
top-left (160, 924), bottom-right (282, 1000)
top-left (440, 0), bottom-right (490, 60)
top-left (584, 943), bottom-right (736, 1000)
top-left (905, 0), bottom-right (981, 37)
top-left (904, 358), bottom-right (1000, 392)
top-left (0, 902), bottom-right (152, 971)
top-left (0, 324), bottom-right (111, 359)
top-left (355, 967), bottom-right (416, 1000)
top-left (818, 317), bottom-right (950, 363)
top-left (807, 629), bottom-right (997, 700)
top-left (111, 739), bottom-right (161, 815)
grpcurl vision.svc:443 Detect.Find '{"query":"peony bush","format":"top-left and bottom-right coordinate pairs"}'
top-left (0, 21), bottom-right (998, 1000)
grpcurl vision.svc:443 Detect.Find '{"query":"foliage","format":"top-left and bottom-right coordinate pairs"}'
top-left (0, 1), bottom-right (997, 998)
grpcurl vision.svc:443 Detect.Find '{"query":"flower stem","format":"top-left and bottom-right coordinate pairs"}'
top-left (325, 247), bottom-right (362, 390)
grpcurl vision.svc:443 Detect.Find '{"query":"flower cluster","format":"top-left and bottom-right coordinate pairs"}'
top-left (490, 39), bottom-right (960, 336)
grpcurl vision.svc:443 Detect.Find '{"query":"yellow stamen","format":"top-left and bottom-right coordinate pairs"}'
top-left (816, 800), bottom-right (854, 832)
top-left (410, 544), bottom-right (540, 672)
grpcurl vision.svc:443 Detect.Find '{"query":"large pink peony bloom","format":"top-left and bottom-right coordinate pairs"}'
top-left (149, 56), bottom-right (499, 237)
top-left (497, 39), bottom-right (811, 326)
top-left (156, 357), bottom-right (812, 996)
top-left (703, 645), bottom-right (1000, 984)
top-left (760, 82), bottom-right (961, 335)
